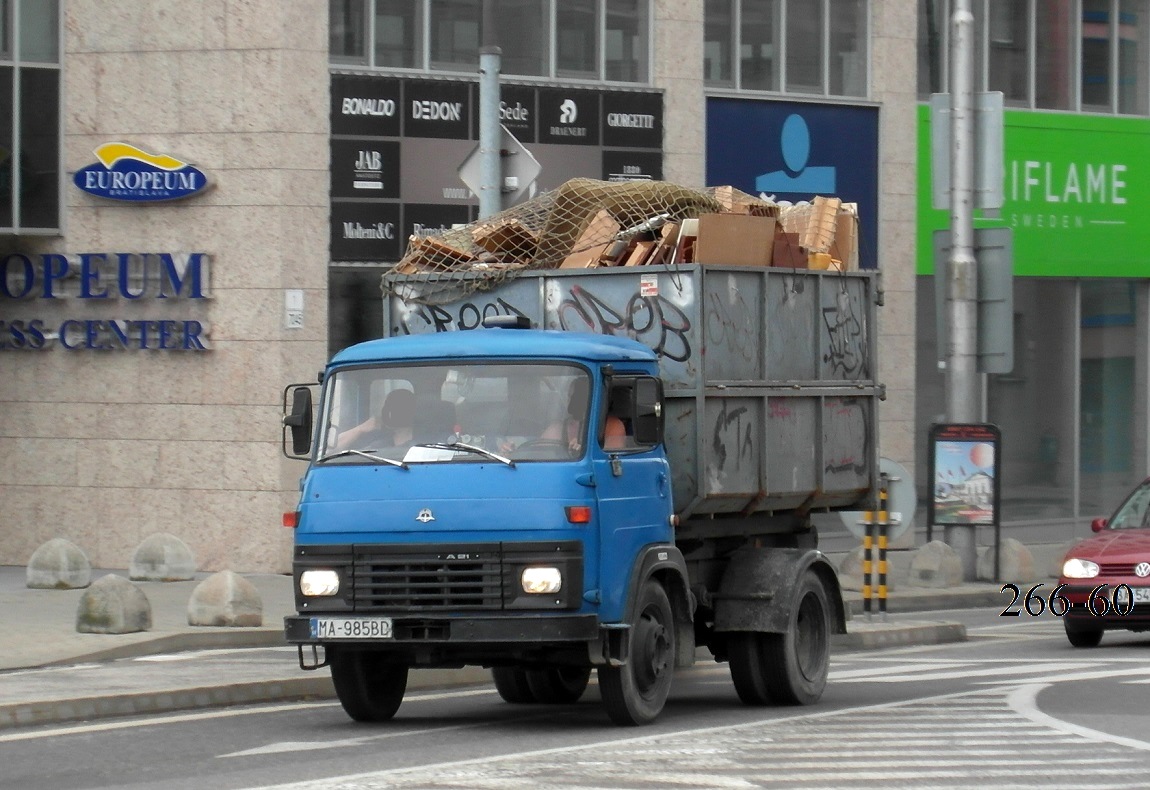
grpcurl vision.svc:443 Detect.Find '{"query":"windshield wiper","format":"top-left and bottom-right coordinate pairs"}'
top-left (316, 448), bottom-right (408, 469)
top-left (416, 442), bottom-right (515, 467)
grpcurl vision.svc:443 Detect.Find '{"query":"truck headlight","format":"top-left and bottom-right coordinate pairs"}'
top-left (300, 569), bottom-right (341, 596)
top-left (521, 566), bottom-right (562, 594)
top-left (1061, 558), bottom-right (1099, 579)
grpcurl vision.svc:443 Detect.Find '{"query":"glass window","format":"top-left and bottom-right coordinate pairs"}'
top-left (330, 0), bottom-right (367, 65)
top-left (1082, 0), bottom-right (1114, 110)
top-left (557, 0), bottom-right (598, 79)
top-left (705, 0), bottom-right (734, 85)
top-left (605, 0), bottom-right (647, 82)
top-left (328, 268), bottom-right (385, 356)
top-left (1107, 480), bottom-right (1150, 528)
top-left (374, 0), bottom-right (422, 69)
top-left (18, 0), bottom-right (56, 62)
top-left (986, 0), bottom-right (1030, 106)
top-left (1, 0), bottom-right (9, 58)
top-left (1036, 0), bottom-right (1078, 110)
top-left (829, 0), bottom-right (867, 96)
top-left (918, 0), bottom-right (946, 97)
top-left (430, 0), bottom-right (479, 71)
top-left (0, 65), bottom-right (12, 228)
top-left (1117, 0), bottom-right (1149, 114)
top-left (18, 66), bottom-right (57, 228)
top-left (491, 0), bottom-right (548, 77)
top-left (785, 0), bottom-right (823, 93)
top-left (741, 0), bottom-right (781, 91)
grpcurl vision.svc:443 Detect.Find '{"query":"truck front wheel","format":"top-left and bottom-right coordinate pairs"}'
top-left (599, 579), bottom-right (676, 725)
top-left (728, 569), bottom-right (830, 706)
top-left (329, 647), bottom-right (409, 722)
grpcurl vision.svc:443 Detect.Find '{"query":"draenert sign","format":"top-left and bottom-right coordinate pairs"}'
top-left (73, 143), bottom-right (210, 202)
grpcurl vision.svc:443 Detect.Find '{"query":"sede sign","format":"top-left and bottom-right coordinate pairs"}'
top-left (0, 252), bottom-right (211, 351)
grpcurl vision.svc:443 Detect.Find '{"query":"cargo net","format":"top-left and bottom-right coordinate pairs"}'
top-left (383, 179), bottom-right (742, 305)
top-left (382, 178), bottom-right (857, 305)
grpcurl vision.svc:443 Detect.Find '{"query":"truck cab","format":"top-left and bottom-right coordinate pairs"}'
top-left (283, 325), bottom-right (693, 724)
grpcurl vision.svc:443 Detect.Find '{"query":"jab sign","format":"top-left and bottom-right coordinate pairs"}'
top-left (73, 143), bottom-right (210, 203)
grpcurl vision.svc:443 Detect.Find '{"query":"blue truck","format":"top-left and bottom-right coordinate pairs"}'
top-left (282, 263), bottom-right (881, 725)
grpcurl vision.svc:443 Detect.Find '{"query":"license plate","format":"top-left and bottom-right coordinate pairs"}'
top-left (1114, 587), bottom-right (1150, 606)
top-left (310, 617), bottom-right (393, 640)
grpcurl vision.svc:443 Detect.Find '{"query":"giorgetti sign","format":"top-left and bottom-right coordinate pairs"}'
top-left (0, 252), bottom-right (211, 351)
top-left (73, 143), bottom-right (210, 202)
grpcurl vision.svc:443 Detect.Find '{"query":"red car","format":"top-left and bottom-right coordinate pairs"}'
top-left (1058, 478), bottom-right (1150, 647)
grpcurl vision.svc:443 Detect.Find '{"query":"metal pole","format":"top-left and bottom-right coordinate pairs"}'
top-left (946, 0), bottom-right (979, 581)
top-left (478, 46), bottom-right (502, 220)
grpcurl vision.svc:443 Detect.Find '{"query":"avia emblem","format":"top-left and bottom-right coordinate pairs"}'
top-left (1135, 562), bottom-right (1150, 578)
top-left (416, 508), bottom-right (435, 523)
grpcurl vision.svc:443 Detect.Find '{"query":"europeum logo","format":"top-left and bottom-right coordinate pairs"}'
top-left (73, 143), bottom-right (210, 203)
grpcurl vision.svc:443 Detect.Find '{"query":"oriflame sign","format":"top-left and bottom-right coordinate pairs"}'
top-left (73, 143), bottom-right (210, 203)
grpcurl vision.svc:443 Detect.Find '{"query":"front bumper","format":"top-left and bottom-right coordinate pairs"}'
top-left (1059, 582), bottom-right (1150, 629)
top-left (284, 612), bottom-right (599, 645)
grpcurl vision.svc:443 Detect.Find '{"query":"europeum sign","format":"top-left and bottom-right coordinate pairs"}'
top-left (73, 143), bottom-right (210, 202)
top-left (0, 252), bottom-right (212, 351)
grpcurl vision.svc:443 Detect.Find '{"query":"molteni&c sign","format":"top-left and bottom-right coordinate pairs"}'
top-left (0, 252), bottom-right (212, 352)
top-left (73, 143), bottom-right (210, 202)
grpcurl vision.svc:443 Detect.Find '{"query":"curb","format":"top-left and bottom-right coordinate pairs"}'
top-left (834, 621), bottom-right (967, 650)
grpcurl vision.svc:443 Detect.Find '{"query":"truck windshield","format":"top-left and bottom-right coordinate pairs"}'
top-left (317, 362), bottom-right (591, 464)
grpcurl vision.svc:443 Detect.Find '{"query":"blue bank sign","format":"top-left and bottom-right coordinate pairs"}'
top-left (73, 143), bottom-right (210, 202)
top-left (706, 99), bottom-right (879, 270)
top-left (0, 252), bottom-right (212, 351)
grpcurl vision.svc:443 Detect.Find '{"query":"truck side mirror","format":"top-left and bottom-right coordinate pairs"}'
top-left (282, 385), bottom-right (314, 458)
top-left (632, 377), bottom-right (663, 446)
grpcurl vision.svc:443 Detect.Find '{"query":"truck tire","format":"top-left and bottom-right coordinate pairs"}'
top-left (526, 667), bottom-right (592, 704)
top-left (329, 648), bottom-right (409, 722)
top-left (1064, 622), bottom-right (1103, 648)
top-left (492, 667), bottom-right (537, 704)
top-left (598, 579), bottom-right (676, 725)
top-left (728, 569), bottom-right (830, 706)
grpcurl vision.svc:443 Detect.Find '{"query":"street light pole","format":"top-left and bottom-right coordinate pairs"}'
top-left (947, 0), bottom-right (979, 580)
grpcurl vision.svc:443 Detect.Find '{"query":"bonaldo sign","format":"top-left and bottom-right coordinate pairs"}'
top-left (0, 252), bottom-right (212, 351)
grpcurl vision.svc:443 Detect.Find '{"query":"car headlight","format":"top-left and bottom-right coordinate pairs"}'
top-left (1061, 558), bottom-right (1099, 579)
top-left (299, 569), bottom-right (341, 596)
top-left (521, 566), bottom-right (562, 594)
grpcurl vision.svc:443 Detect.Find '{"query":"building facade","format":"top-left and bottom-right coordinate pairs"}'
top-left (0, 0), bottom-right (917, 573)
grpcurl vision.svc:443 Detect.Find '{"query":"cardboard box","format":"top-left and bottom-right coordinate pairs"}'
top-left (829, 210), bottom-right (858, 271)
top-left (712, 185), bottom-right (779, 217)
top-left (800, 196), bottom-right (842, 253)
top-left (771, 231), bottom-right (807, 268)
top-left (473, 218), bottom-right (539, 260)
top-left (694, 213), bottom-right (777, 267)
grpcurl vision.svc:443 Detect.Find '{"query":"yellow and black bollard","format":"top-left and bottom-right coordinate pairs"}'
top-left (861, 509), bottom-right (873, 621)
top-left (877, 480), bottom-right (889, 622)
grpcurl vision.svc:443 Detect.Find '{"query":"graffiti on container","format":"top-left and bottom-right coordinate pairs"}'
top-left (394, 298), bottom-right (529, 334)
top-left (823, 397), bottom-right (870, 477)
top-left (711, 400), bottom-right (754, 472)
top-left (557, 285), bottom-right (692, 363)
top-left (821, 288), bottom-right (868, 378)
top-left (705, 290), bottom-right (756, 363)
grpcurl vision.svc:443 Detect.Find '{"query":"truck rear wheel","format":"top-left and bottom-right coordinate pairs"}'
top-left (599, 579), bottom-right (675, 725)
top-left (492, 667), bottom-right (537, 703)
top-left (329, 648), bottom-right (409, 722)
top-left (728, 570), bottom-right (830, 706)
top-left (527, 667), bottom-right (591, 703)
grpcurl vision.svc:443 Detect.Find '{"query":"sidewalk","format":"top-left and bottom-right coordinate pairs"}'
top-left (0, 564), bottom-right (999, 731)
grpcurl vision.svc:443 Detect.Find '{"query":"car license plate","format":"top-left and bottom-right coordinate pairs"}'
top-left (1114, 587), bottom-right (1150, 606)
top-left (310, 617), bottom-right (393, 639)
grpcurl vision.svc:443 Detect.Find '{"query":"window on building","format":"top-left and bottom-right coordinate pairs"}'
top-left (374, 0), bottom-right (422, 69)
top-left (605, 0), bottom-right (647, 83)
top-left (705, 0), bottom-right (868, 97)
top-left (331, 0), bottom-right (367, 64)
top-left (557, 0), bottom-right (598, 79)
top-left (918, 0), bottom-right (1150, 115)
top-left (331, 0), bottom-right (650, 84)
top-left (1, 0), bottom-right (60, 234)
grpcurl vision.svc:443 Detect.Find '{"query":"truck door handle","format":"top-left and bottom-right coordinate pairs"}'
top-left (657, 472), bottom-right (668, 497)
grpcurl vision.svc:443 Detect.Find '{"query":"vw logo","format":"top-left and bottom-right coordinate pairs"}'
top-left (1135, 562), bottom-right (1150, 578)
top-left (415, 508), bottom-right (435, 523)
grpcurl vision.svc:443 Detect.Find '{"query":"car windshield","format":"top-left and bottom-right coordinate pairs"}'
top-left (317, 361), bottom-right (591, 464)
top-left (1108, 481), bottom-right (1150, 529)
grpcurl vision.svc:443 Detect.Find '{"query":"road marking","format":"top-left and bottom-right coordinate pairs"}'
top-left (1008, 682), bottom-right (1150, 752)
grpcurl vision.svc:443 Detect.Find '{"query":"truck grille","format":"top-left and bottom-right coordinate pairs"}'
top-left (353, 552), bottom-right (503, 609)
top-left (336, 541), bottom-right (582, 612)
